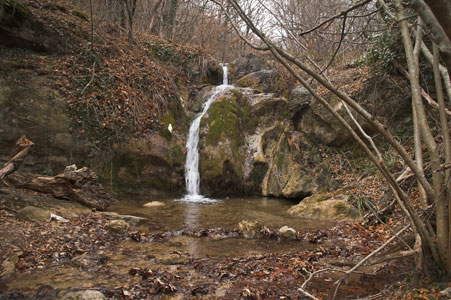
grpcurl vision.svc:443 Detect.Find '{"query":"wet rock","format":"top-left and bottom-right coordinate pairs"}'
top-left (60, 290), bottom-right (106, 300)
top-left (1, 253), bottom-right (20, 276)
top-left (17, 206), bottom-right (52, 222)
top-left (160, 253), bottom-right (190, 265)
top-left (100, 212), bottom-right (147, 226)
top-left (71, 253), bottom-right (91, 269)
top-left (71, 252), bottom-right (107, 269)
top-left (288, 192), bottom-right (361, 222)
top-left (239, 220), bottom-right (262, 239)
top-left (143, 201), bottom-right (165, 208)
top-left (439, 287), bottom-right (451, 297)
top-left (107, 219), bottom-right (129, 234)
top-left (279, 226), bottom-right (297, 240)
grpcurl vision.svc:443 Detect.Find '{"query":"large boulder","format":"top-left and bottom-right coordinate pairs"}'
top-left (236, 70), bottom-right (281, 94)
top-left (198, 90), bottom-right (252, 195)
top-left (288, 192), bottom-right (361, 222)
top-left (261, 129), bottom-right (333, 199)
top-left (197, 88), bottom-right (334, 198)
top-left (230, 53), bottom-right (274, 82)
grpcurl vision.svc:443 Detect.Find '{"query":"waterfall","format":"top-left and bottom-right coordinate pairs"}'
top-left (181, 65), bottom-right (231, 202)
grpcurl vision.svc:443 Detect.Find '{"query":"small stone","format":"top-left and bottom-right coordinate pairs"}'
top-left (107, 220), bottom-right (129, 234)
top-left (1, 254), bottom-right (19, 276)
top-left (71, 253), bottom-right (90, 268)
top-left (60, 290), bottom-right (106, 300)
top-left (18, 206), bottom-right (52, 222)
top-left (439, 287), bottom-right (451, 297)
top-left (143, 201), bottom-right (165, 207)
top-left (279, 226), bottom-right (297, 240)
top-left (160, 254), bottom-right (190, 265)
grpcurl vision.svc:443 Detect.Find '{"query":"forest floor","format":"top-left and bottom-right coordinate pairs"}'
top-left (0, 179), bottom-right (449, 300)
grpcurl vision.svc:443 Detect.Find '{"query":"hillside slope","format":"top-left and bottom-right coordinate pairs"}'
top-left (0, 0), bottom-right (220, 194)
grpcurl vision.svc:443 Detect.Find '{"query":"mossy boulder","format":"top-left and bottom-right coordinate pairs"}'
top-left (196, 87), bottom-right (334, 198)
top-left (199, 91), bottom-right (251, 195)
top-left (288, 192), bottom-right (361, 222)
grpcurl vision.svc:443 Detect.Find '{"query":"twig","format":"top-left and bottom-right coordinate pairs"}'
top-left (297, 287), bottom-right (321, 300)
top-left (332, 225), bottom-right (410, 300)
top-left (81, 61), bottom-right (96, 95)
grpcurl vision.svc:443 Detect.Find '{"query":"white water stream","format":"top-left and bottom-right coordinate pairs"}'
top-left (181, 64), bottom-right (231, 202)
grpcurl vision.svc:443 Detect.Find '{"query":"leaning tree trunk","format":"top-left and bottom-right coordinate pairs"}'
top-left (0, 136), bottom-right (34, 181)
top-left (397, 0), bottom-right (449, 271)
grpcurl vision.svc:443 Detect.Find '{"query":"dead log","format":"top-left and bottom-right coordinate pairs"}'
top-left (0, 136), bottom-right (34, 180)
top-left (5, 165), bottom-right (115, 210)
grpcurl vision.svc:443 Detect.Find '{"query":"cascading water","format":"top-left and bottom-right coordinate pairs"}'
top-left (181, 64), bottom-right (231, 202)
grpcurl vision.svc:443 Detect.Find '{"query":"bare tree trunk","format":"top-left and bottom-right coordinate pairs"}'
top-left (397, 0), bottom-right (448, 270)
top-left (433, 42), bottom-right (451, 272)
top-left (148, 0), bottom-right (164, 33)
top-left (217, 0), bottom-right (445, 273)
top-left (412, 17), bottom-right (427, 208)
top-left (410, 0), bottom-right (451, 74)
top-left (165, 0), bottom-right (179, 40)
top-left (124, 0), bottom-right (138, 42)
top-left (421, 42), bottom-right (451, 104)
top-left (424, 0), bottom-right (451, 41)
top-left (89, 0), bottom-right (94, 51)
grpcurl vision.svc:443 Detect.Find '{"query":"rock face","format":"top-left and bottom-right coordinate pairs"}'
top-left (0, 68), bottom-right (88, 175)
top-left (112, 132), bottom-right (186, 195)
top-left (0, 60), bottom-right (186, 196)
top-left (0, 0), bottom-right (67, 53)
top-left (288, 192), bottom-right (361, 222)
top-left (236, 70), bottom-right (281, 94)
top-left (231, 53), bottom-right (274, 82)
top-left (197, 87), bottom-right (334, 198)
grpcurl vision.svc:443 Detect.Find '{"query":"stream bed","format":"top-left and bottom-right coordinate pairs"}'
top-left (1, 195), bottom-right (393, 299)
top-left (109, 196), bottom-right (335, 258)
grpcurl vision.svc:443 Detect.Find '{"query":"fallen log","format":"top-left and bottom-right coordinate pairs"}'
top-left (5, 165), bottom-right (115, 210)
top-left (0, 136), bottom-right (34, 180)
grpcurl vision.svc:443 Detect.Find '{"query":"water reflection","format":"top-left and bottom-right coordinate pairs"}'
top-left (183, 203), bottom-right (200, 256)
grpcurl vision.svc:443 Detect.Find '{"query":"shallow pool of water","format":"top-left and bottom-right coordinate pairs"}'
top-left (109, 196), bottom-right (333, 233)
top-left (108, 196), bottom-right (335, 258)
